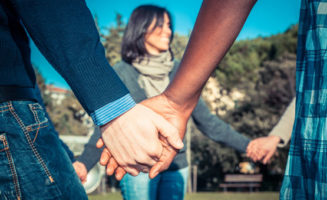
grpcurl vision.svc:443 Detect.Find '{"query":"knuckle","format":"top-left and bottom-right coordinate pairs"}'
top-left (137, 154), bottom-right (150, 164)
top-left (147, 144), bottom-right (161, 156)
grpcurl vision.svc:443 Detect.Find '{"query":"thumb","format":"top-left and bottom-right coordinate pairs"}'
top-left (149, 154), bottom-right (175, 179)
top-left (149, 162), bottom-right (162, 179)
top-left (149, 147), bottom-right (177, 179)
top-left (263, 149), bottom-right (275, 164)
top-left (151, 113), bottom-right (183, 150)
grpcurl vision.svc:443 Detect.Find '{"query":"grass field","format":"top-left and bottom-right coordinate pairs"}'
top-left (89, 192), bottom-right (279, 200)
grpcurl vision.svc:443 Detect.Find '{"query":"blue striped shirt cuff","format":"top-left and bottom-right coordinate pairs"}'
top-left (90, 94), bottom-right (136, 126)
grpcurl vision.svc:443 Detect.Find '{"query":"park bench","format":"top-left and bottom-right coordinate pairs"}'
top-left (219, 174), bottom-right (263, 192)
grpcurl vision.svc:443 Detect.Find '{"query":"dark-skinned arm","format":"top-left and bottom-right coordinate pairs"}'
top-left (143, 0), bottom-right (257, 178)
top-left (164, 0), bottom-right (257, 117)
top-left (99, 0), bottom-right (258, 179)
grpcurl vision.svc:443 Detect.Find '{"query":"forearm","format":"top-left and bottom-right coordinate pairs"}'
top-left (192, 98), bottom-right (250, 152)
top-left (269, 98), bottom-right (295, 147)
top-left (11, 0), bottom-right (134, 124)
top-left (198, 118), bottom-right (250, 153)
top-left (77, 127), bottom-right (103, 171)
top-left (165, 0), bottom-right (256, 115)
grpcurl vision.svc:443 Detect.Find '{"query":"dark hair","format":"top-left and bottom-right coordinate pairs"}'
top-left (121, 5), bottom-right (174, 64)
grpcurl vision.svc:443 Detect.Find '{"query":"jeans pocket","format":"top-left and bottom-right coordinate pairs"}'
top-left (0, 132), bottom-right (63, 200)
top-left (7, 102), bottom-right (64, 199)
top-left (25, 103), bottom-right (49, 143)
top-left (0, 133), bottom-right (22, 200)
top-left (28, 103), bottom-right (48, 124)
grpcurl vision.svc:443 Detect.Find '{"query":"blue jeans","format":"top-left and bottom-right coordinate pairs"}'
top-left (0, 101), bottom-right (87, 200)
top-left (120, 167), bottom-right (189, 200)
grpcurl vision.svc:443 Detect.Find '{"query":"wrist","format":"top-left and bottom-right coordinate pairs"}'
top-left (162, 89), bottom-right (199, 117)
top-left (161, 91), bottom-right (197, 120)
top-left (269, 135), bottom-right (281, 144)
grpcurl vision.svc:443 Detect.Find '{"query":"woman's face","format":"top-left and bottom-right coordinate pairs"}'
top-left (144, 13), bottom-right (172, 55)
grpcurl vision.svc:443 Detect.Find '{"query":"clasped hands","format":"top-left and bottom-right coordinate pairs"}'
top-left (81, 91), bottom-right (281, 180)
top-left (246, 135), bottom-right (281, 164)
top-left (97, 93), bottom-right (190, 180)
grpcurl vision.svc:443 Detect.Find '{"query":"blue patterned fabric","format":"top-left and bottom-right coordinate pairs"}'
top-left (280, 0), bottom-right (327, 199)
top-left (90, 94), bottom-right (136, 126)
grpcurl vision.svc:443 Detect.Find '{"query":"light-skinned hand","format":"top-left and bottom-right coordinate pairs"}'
top-left (98, 93), bottom-right (192, 180)
top-left (73, 161), bottom-right (88, 184)
top-left (100, 103), bottom-right (184, 177)
top-left (140, 94), bottom-right (190, 178)
top-left (246, 135), bottom-right (281, 164)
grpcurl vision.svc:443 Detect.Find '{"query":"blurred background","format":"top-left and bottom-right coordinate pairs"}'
top-left (31, 0), bottom-right (300, 198)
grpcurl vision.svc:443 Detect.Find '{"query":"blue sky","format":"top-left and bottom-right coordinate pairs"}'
top-left (31, 0), bottom-right (301, 89)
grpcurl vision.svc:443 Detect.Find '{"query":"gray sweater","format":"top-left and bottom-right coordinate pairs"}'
top-left (77, 61), bottom-right (250, 171)
top-left (269, 98), bottom-right (295, 147)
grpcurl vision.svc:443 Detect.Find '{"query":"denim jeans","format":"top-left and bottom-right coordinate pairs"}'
top-left (0, 101), bottom-right (87, 200)
top-left (120, 167), bottom-right (189, 200)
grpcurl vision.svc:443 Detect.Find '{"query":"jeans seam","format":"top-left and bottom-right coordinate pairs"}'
top-left (30, 106), bottom-right (41, 124)
top-left (32, 126), bottom-right (41, 143)
top-left (28, 104), bottom-right (49, 143)
top-left (26, 122), bottom-right (48, 132)
top-left (0, 135), bottom-right (22, 200)
top-left (26, 124), bottom-right (49, 143)
top-left (0, 109), bottom-right (10, 113)
top-left (0, 137), bottom-right (9, 152)
top-left (29, 106), bottom-right (42, 143)
top-left (8, 102), bottom-right (55, 184)
top-left (0, 105), bottom-right (9, 109)
top-left (26, 122), bottom-right (48, 143)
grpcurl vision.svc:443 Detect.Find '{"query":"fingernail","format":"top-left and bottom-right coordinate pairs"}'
top-left (176, 140), bottom-right (184, 149)
top-left (116, 174), bottom-right (122, 180)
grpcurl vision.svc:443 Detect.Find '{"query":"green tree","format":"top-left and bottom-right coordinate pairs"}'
top-left (102, 13), bottom-right (125, 66)
top-left (193, 25), bottom-right (298, 190)
top-left (171, 33), bottom-right (189, 61)
top-left (215, 25), bottom-right (298, 90)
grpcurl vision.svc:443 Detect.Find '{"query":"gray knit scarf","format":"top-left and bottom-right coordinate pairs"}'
top-left (132, 51), bottom-right (174, 98)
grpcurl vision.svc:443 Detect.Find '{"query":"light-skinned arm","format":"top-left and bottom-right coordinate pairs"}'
top-left (10, 0), bottom-right (183, 176)
top-left (101, 104), bottom-right (184, 176)
top-left (247, 98), bottom-right (295, 164)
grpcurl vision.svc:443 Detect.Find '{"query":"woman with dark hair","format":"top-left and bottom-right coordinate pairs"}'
top-left (74, 5), bottom-right (250, 200)
top-left (121, 5), bottom-right (174, 64)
